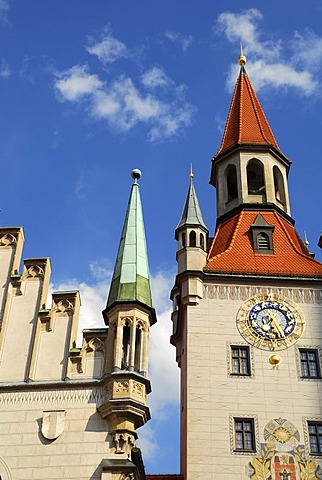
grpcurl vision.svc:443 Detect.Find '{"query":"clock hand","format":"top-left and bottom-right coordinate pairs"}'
top-left (269, 312), bottom-right (285, 338)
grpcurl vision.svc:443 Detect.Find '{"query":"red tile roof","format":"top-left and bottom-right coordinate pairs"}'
top-left (214, 67), bottom-right (284, 160)
top-left (205, 211), bottom-right (322, 278)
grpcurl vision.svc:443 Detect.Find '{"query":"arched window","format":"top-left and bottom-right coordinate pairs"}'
top-left (273, 166), bottom-right (286, 206)
top-left (257, 232), bottom-right (270, 250)
top-left (247, 159), bottom-right (265, 195)
top-left (226, 164), bottom-right (238, 202)
top-left (134, 326), bottom-right (141, 372)
top-left (200, 233), bottom-right (205, 250)
top-left (122, 322), bottom-right (131, 369)
top-left (181, 232), bottom-right (186, 248)
top-left (189, 230), bottom-right (196, 247)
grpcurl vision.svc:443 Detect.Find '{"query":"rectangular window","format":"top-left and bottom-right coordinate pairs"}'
top-left (308, 422), bottom-right (322, 454)
top-left (234, 418), bottom-right (255, 452)
top-left (231, 346), bottom-right (251, 375)
top-left (300, 349), bottom-right (320, 378)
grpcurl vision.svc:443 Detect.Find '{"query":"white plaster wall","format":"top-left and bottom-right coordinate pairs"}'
top-left (0, 280), bottom-right (41, 382)
top-left (34, 316), bottom-right (71, 381)
top-left (0, 388), bottom-right (112, 480)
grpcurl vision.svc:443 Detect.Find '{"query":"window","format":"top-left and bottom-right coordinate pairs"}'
top-left (234, 418), bottom-right (255, 451)
top-left (308, 422), bottom-right (322, 454)
top-left (257, 232), bottom-right (270, 250)
top-left (231, 346), bottom-right (251, 375)
top-left (300, 349), bottom-right (320, 378)
top-left (247, 159), bottom-right (265, 195)
top-left (226, 164), bottom-right (238, 202)
top-left (273, 165), bottom-right (286, 207)
top-left (189, 230), bottom-right (196, 247)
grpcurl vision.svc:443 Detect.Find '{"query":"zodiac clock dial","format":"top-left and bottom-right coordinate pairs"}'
top-left (237, 294), bottom-right (305, 350)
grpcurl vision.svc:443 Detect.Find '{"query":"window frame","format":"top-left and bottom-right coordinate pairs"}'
top-left (234, 418), bottom-right (256, 452)
top-left (230, 346), bottom-right (251, 376)
top-left (308, 422), bottom-right (322, 455)
top-left (300, 349), bottom-right (321, 379)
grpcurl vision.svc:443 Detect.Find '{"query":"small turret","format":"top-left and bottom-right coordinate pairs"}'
top-left (100, 169), bottom-right (156, 457)
top-left (175, 168), bottom-right (208, 274)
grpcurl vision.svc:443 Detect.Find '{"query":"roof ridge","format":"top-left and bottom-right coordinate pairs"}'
top-left (207, 212), bottom-right (243, 261)
top-left (275, 212), bottom-right (322, 265)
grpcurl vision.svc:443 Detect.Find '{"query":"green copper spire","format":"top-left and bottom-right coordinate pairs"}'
top-left (107, 169), bottom-right (153, 309)
top-left (176, 168), bottom-right (207, 230)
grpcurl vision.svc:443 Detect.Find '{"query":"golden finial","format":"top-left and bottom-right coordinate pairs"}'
top-left (304, 230), bottom-right (309, 247)
top-left (237, 43), bottom-right (247, 66)
top-left (189, 163), bottom-right (194, 179)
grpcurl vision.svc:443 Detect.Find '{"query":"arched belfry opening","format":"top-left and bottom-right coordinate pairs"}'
top-left (189, 230), bottom-right (196, 247)
top-left (226, 164), bottom-right (238, 202)
top-left (247, 159), bottom-right (265, 196)
top-left (273, 165), bottom-right (286, 208)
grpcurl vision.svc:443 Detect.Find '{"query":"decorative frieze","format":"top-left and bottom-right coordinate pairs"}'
top-left (0, 387), bottom-right (104, 407)
top-left (204, 284), bottom-right (322, 304)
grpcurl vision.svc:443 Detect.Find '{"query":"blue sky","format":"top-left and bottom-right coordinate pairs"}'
top-left (1, 0), bottom-right (322, 474)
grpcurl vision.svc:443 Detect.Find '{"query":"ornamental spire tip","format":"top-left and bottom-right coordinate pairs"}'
top-left (238, 43), bottom-right (247, 66)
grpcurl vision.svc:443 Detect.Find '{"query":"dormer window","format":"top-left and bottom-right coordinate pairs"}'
top-left (250, 214), bottom-right (274, 254)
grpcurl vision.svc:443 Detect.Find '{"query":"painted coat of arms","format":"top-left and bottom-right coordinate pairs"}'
top-left (246, 418), bottom-right (322, 480)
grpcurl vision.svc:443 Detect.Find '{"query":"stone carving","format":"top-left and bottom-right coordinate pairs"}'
top-left (85, 337), bottom-right (105, 353)
top-left (119, 474), bottom-right (134, 480)
top-left (132, 381), bottom-right (144, 397)
top-left (115, 381), bottom-right (129, 394)
top-left (22, 264), bottom-right (45, 280)
top-left (0, 233), bottom-right (17, 247)
top-left (53, 299), bottom-right (75, 314)
top-left (113, 433), bottom-right (135, 455)
top-left (41, 410), bottom-right (66, 440)
top-left (204, 284), bottom-right (322, 305)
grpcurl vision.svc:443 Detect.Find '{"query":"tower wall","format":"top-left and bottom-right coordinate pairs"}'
top-left (179, 278), bottom-right (322, 479)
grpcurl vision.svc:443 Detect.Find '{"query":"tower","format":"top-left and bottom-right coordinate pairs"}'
top-left (171, 53), bottom-right (322, 479)
top-left (0, 169), bottom-right (155, 480)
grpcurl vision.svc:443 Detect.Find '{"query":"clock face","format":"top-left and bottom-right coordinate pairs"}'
top-left (237, 294), bottom-right (305, 350)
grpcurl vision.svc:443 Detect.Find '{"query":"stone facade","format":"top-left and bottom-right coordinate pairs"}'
top-left (0, 223), bottom-right (153, 479)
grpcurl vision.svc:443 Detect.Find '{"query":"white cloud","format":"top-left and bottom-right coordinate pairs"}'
top-left (141, 67), bottom-right (172, 89)
top-left (86, 35), bottom-right (128, 64)
top-left (54, 65), bottom-right (194, 141)
top-left (292, 30), bottom-right (322, 70)
top-left (0, 0), bottom-right (9, 24)
top-left (0, 58), bottom-right (11, 78)
top-left (55, 65), bottom-right (103, 101)
top-left (165, 31), bottom-right (194, 53)
top-left (215, 8), bottom-right (322, 96)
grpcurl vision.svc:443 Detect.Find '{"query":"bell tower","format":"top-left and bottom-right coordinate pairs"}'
top-left (210, 52), bottom-right (291, 221)
top-left (172, 52), bottom-right (322, 480)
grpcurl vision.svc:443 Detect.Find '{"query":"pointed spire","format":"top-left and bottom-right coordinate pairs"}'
top-left (214, 52), bottom-right (288, 162)
top-left (176, 167), bottom-right (207, 230)
top-left (106, 169), bottom-right (153, 310)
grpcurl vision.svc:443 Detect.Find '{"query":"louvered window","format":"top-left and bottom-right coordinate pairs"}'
top-left (257, 232), bottom-right (269, 250)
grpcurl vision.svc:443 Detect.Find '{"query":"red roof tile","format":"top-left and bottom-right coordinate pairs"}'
top-left (206, 211), bottom-right (322, 278)
top-left (214, 67), bottom-right (284, 160)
